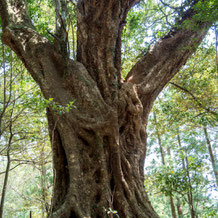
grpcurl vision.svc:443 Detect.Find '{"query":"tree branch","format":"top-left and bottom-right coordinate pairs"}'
top-left (0, 0), bottom-right (59, 85)
top-left (0, 0), bottom-right (33, 29)
top-left (125, 2), bottom-right (213, 112)
top-left (54, 0), bottom-right (69, 57)
top-left (170, 82), bottom-right (217, 116)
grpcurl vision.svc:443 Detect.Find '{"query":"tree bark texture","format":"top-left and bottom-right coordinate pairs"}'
top-left (0, 0), bottom-right (214, 217)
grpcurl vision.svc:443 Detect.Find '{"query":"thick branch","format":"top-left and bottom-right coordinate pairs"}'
top-left (0, 0), bottom-right (62, 86)
top-left (0, 1), bottom-right (41, 80)
top-left (125, 3), bottom-right (213, 112)
top-left (77, 0), bottom-right (140, 102)
top-left (0, 0), bottom-right (33, 29)
top-left (126, 27), bottom-right (209, 88)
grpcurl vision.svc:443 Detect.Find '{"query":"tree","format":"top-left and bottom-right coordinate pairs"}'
top-left (145, 47), bottom-right (218, 216)
top-left (153, 112), bottom-right (177, 218)
top-left (0, 0), bottom-right (217, 217)
top-left (0, 41), bottom-right (52, 217)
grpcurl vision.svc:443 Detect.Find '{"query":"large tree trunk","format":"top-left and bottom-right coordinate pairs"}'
top-left (45, 72), bottom-right (156, 217)
top-left (0, 0), bottom-right (214, 217)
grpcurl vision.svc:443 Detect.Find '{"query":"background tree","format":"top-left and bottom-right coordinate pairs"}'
top-left (0, 41), bottom-right (52, 217)
top-left (145, 40), bottom-right (217, 217)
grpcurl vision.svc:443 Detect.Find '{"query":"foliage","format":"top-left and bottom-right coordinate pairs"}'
top-left (0, 43), bottom-right (52, 217)
top-left (145, 40), bottom-right (217, 217)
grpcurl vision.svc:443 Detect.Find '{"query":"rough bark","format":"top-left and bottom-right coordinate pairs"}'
top-left (0, 0), bottom-right (215, 217)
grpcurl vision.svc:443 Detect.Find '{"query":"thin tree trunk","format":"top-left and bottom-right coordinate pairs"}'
top-left (177, 132), bottom-right (195, 218)
top-left (0, 43), bottom-right (7, 139)
top-left (169, 196), bottom-right (177, 218)
top-left (176, 197), bottom-right (184, 218)
top-left (40, 143), bottom-right (49, 217)
top-left (0, 130), bottom-right (12, 218)
top-left (177, 133), bottom-right (186, 170)
top-left (185, 156), bottom-right (195, 218)
top-left (0, 55), bottom-right (14, 217)
top-left (153, 112), bottom-right (165, 165)
top-left (203, 126), bottom-right (218, 186)
top-left (154, 112), bottom-right (177, 218)
top-left (167, 145), bottom-right (184, 218)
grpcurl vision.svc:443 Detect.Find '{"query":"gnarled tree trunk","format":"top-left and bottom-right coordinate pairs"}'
top-left (0, 0), bottom-right (213, 217)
